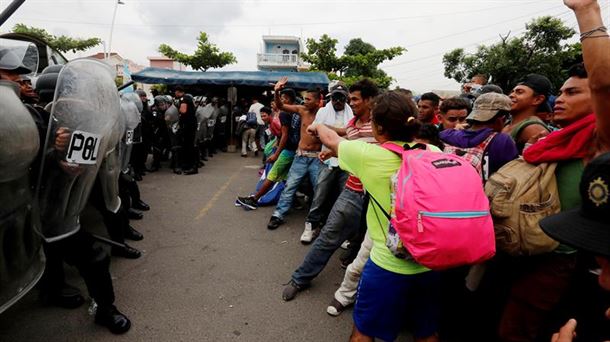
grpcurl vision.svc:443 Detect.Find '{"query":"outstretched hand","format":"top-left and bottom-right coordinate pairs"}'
top-left (564, 0), bottom-right (598, 11)
top-left (551, 319), bottom-right (577, 342)
top-left (274, 76), bottom-right (288, 91)
top-left (306, 123), bottom-right (319, 136)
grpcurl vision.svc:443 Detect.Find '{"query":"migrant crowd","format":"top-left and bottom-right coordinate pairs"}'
top-left (232, 1), bottom-right (610, 341)
top-left (1, 0), bottom-right (609, 340)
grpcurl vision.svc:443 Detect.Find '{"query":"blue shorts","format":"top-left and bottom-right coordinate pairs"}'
top-left (353, 259), bottom-right (440, 341)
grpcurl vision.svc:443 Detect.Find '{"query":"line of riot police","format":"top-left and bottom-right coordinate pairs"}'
top-left (0, 39), bottom-right (157, 334)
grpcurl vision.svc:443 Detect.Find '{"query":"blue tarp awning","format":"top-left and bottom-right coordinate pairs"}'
top-left (131, 67), bottom-right (330, 89)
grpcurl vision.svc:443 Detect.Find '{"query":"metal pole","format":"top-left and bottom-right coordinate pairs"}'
top-left (0, 0), bottom-right (26, 27)
top-left (106, 0), bottom-right (123, 60)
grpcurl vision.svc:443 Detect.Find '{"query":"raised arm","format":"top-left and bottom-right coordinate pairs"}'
top-left (566, 0), bottom-right (610, 151)
top-left (274, 76), bottom-right (303, 114)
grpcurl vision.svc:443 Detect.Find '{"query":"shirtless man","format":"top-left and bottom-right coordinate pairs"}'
top-left (267, 76), bottom-right (322, 230)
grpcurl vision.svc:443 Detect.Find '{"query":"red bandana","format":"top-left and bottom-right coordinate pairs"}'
top-left (523, 114), bottom-right (596, 164)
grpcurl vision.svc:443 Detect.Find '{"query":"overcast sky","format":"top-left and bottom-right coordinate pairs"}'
top-left (2, 0), bottom-right (608, 92)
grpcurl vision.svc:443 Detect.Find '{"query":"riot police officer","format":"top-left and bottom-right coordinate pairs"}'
top-left (27, 59), bottom-right (131, 334)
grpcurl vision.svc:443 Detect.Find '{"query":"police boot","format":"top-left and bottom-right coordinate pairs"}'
top-left (127, 209), bottom-right (143, 220)
top-left (124, 225), bottom-right (143, 241)
top-left (95, 305), bottom-right (131, 334)
top-left (111, 243), bottom-right (141, 259)
top-left (132, 199), bottom-right (150, 211)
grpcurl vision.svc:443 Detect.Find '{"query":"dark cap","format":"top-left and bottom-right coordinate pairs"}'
top-left (328, 81), bottom-right (348, 97)
top-left (517, 74), bottom-right (553, 113)
top-left (540, 152), bottom-right (610, 257)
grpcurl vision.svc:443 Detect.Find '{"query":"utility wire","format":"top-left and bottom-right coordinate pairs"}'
top-left (383, 6), bottom-right (569, 69)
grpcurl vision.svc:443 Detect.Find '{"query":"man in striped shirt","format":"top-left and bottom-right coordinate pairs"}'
top-left (282, 79), bottom-right (379, 302)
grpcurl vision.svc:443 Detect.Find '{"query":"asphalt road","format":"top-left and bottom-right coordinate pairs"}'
top-left (0, 151), bottom-right (366, 341)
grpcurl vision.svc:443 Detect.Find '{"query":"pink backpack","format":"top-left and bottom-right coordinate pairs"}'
top-left (368, 142), bottom-right (495, 270)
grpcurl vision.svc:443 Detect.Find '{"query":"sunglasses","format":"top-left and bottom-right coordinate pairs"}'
top-left (331, 95), bottom-right (346, 102)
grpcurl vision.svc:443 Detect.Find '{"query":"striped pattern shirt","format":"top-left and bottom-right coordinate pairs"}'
top-left (344, 117), bottom-right (376, 192)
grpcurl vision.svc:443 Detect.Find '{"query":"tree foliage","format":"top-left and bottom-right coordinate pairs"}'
top-left (158, 32), bottom-right (237, 71)
top-left (301, 35), bottom-right (405, 89)
top-left (442, 16), bottom-right (582, 92)
top-left (12, 24), bottom-right (102, 53)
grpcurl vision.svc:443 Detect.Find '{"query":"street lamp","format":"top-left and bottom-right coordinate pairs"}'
top-left (106, 0), bottom-right (125, 60)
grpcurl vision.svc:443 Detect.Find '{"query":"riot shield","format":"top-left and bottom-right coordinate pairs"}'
top-left (165, 104), bottom-right (180, 148)
top-left (121, 92), bottom-right (143, 144)
top-left (97, 110), bottom-right (123, 213)
top-left (119, 96), bottom-right (140, 171)
top-left (0, 80), bottom-right (45, 313)
top-left (35, 58), bottom-right (120, 242)
top-left (0, 38), bottom-right (38, 75)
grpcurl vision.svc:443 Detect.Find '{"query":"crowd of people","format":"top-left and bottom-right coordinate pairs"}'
top-left (232, 1), bottom-right (610, 341)
top-left (1, 0), bottom-right (609, 340)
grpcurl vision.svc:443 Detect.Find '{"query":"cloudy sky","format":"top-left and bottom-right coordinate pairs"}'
top-left (2, 0), bottom-right (607, 92)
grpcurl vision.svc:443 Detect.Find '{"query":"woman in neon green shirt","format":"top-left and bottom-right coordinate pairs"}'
top-left (308, 91), bottom-right (440, 342)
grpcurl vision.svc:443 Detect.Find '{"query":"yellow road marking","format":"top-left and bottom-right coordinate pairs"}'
top-left (195, 170), bottom-right (241, 220)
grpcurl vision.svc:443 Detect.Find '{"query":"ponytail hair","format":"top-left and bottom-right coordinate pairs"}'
top-left (371, 90), bottom-right (421, 142)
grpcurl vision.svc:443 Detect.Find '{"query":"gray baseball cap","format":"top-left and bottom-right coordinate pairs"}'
top-left (466, 92), bottom-right (511, 122)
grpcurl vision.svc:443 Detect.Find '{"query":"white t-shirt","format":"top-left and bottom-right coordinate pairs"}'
top-left (248, 102), bottom-right (265, 125)
top-left (314, 102), bottom-right (354, 167)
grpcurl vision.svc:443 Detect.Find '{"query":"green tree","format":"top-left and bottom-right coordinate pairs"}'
top-left (301, 35), bottom-right (405, 89)
top-left (12, 24), bottom-right (101, 53)
top-left (442, 16), bottom-right (582, 92)
top-left (158, 32), bottom-right (237, 71)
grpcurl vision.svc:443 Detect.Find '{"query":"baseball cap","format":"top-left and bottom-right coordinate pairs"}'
top-left (466, 92), bottom-right (511, 122)
top-left (540, 152), bottom-right (610, 257)
top-left (517, 74), bottom-right (553, 113)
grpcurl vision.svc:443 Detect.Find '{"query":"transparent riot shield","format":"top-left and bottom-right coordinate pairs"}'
top-left (0, 80), bottom-right (45, 313)
top-left (119, 96), bottom-right (140, 171)
top-left (97, 110), bottom-right (124, 213)
top-left (35, 59), bottom-right (120, 242)
top-left (121, 92), bottom-right (143, 144)
top-left (0, 39), bottom-right (38, 75)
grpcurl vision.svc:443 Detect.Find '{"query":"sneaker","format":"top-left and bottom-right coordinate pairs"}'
top-left (282, 280), bottom-right (305, 301)
top-left (300, 222), bottom-right (315, 244)
top-left (340, 240), bottom-right (350, 250)
top-left (267, 216), bottom-right (283, 230)
top-left (326, 298), bottom-right (350, 317)
top-left (236, 196), bottom-right (258, 210)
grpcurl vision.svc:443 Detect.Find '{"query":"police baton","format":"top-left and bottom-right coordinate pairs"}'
top-left (91, 233), bottom-right (128, 249)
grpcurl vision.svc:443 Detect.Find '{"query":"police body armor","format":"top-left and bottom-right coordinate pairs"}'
top-left (35, 59), bottom-right (120, 242)
top-left (0, 80), bottom-right (45, 313)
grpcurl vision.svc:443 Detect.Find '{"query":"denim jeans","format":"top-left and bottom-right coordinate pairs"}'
top-left (272, 155), bottom-right (322, 220)
top-left (306, 166), bottom-right (348, 225)
top-left (291, 188), bottom-right (365, 286)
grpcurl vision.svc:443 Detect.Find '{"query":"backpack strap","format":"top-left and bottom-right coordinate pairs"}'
top-left (367, 191), bottom-right (391, 220)
top-left (510, 117), bottom-right (549, 141)
top-left (478, 132), bottom-right (498, 152)
top-left (380, 141), bottom-right (427, 155)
